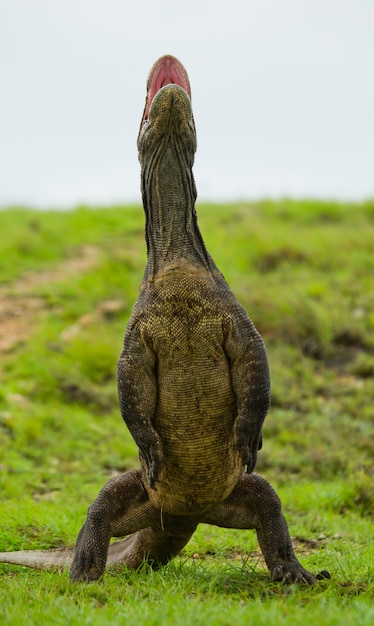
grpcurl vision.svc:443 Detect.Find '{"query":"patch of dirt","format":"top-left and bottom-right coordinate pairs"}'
top-left (0, 246), bottom-right (101, 354)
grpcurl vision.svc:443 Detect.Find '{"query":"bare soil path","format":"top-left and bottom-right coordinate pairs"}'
top-left (0, 246), bottom-right (100, 354)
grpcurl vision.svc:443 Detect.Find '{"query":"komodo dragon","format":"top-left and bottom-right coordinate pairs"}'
top-left (0, 55), bottom-right (316, 585)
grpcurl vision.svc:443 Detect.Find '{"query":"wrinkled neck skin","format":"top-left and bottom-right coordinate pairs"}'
top-left (138, 88), bottom-right (214, 281)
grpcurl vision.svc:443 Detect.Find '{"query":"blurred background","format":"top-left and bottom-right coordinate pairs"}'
top-left (1, 0), bottom-right (373, 208)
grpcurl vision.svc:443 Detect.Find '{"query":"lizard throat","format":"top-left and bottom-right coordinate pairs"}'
top-left (141, 137), bottom-right (211, 278)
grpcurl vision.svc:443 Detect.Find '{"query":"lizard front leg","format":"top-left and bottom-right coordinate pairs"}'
top-left (223, 306), bottom-right (270, 473)
top-left (117, 318), bottom-right (162, 488)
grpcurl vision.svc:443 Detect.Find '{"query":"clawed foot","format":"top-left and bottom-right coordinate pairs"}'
top-left (69, 522), bottom-right (108, 582)
top-left (271, 559), bottom-right (315, 585)
top-left (234, 417), bottom-right (262, 473)
top-left (70, 550), bottom-right (105, 583)
top-left (145, 453), bottom-right (162, 489)
top-left (139, 435), bottom-right (164, 489)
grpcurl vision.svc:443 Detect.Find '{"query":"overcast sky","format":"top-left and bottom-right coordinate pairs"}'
top-left (1, 0), bottom-right (373, 207)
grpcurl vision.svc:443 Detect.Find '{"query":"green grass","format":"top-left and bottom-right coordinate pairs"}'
top-left (0, 200), bottom-right (373, 624)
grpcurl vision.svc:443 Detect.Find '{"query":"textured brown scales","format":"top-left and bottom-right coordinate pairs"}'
top-left (0, 55), bottom-right (316, 585)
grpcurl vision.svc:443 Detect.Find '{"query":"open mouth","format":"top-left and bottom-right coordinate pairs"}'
top-left (141, 55), bottom-right (191, 126)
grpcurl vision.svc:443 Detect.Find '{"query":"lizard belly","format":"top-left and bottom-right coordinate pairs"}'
top-left (146, 360), bottom-right (244, 515)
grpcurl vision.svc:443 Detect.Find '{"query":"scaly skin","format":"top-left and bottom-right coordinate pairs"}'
top-left (0, 55), bottom-right (316, 586)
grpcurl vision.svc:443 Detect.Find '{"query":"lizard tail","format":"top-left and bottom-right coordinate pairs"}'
top-left (0, 547), bottom-right (75, 570)
top-left (0, 537), bottom-right (135, 572)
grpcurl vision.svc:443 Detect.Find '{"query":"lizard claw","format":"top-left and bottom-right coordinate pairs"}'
top-left (146, 459), bottom-right (160, 489)
top-left (139, 436), bottom-right (163, 490)
top-left (271, 561), bottom-right (315, 585)
top-left (234, 417), bottom-right (261, 473)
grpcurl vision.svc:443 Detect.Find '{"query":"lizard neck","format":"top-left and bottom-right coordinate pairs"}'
top-left (141, 141), bottom-right (213, 280)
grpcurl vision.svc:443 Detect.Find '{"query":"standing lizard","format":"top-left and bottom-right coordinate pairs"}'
top-left (0, 55), bottom-right (316, 585)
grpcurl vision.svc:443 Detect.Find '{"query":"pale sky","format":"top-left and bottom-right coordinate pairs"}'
top-left (1, 0), bottom-right (373, 207)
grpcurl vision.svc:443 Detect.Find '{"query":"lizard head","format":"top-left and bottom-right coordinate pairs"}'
top-left (138, 55), bottom-right (196, 158)
top-left (137, 55), bottom-right (199, 262)
top-left (140, 55), bottom-right (191, 129)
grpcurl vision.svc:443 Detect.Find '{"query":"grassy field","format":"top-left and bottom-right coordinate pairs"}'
top-left (0, 200), bottom-right (373, 625)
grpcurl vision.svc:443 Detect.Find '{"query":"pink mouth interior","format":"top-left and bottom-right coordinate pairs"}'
top-left (142, 55), bottom-right (191, 123)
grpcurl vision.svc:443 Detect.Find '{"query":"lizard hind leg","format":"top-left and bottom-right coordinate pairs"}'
top-left (200, 472), bottom-right (315, 585)
top-left (70, 469), bottom-right (159, 581)
top-left (70, 469), bottom-right (196, 582)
